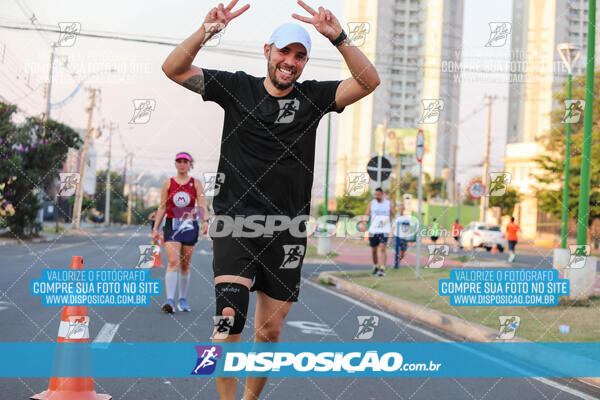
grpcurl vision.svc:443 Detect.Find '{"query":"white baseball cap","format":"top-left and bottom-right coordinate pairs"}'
top-left (268, 23), bottom-right (311, 56)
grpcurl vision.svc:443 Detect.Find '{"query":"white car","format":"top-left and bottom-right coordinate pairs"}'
top-left (459, 222), bottom-right (505, 252)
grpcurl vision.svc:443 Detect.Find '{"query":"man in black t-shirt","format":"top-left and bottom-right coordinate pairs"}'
top-left (162, 1), bottom-right (379, 398)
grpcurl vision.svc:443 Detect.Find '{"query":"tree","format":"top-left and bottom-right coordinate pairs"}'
top-left (535, 72), bottom-right (600, 242)
top-left (94, 170), bottom-right (125, 223)
top-left (489, 186), bottom-right (521, 216)
top-left (316, 190), bottom-right (372, 218)
top-left (0, 103), bottom-right (81, 237)
top-left (425, 175), bottom-right (445, 201)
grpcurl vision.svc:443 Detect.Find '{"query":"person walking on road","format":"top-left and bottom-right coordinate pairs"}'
top-left (161, 1), bottom-right (380, 398)
top-left (152, 152), bottom-right (209, 313)
top-left (430, 217), bottom-right (440, 244)
top-left (451, 219), bottom-right (463, 252)
top-left (392, 204), bottom-right (409, 265)
top-left (367, 188), bottom-right (394, 276)
top-left (506, 217), bottom-right (520, 263)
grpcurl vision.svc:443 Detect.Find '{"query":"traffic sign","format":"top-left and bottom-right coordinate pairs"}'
top-left (467, 180), bottom-right (485, 199)
top-left (416, 129), bottom-right (425, 162)
top-left (366, 156), bottom-right (392, 181)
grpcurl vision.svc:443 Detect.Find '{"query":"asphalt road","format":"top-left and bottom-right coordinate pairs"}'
top-left (1, 226), bottom-right (599, 399)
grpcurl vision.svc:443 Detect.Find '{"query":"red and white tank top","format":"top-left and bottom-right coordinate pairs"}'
top-left (166, 177), bottom-right (196, 218)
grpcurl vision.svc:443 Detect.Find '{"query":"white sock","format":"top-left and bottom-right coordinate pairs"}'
top-left (179, 272), bottom-right (190, 300)
top-left (165, 270), bottom-right (178, 300)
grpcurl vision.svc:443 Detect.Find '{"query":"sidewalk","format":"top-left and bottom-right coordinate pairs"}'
top-left (0, 223), bottom-right (129, 247)
top-left (311, 237), bottom-right (600, 294)
top-left (309, 237), bottom-right (462, 268)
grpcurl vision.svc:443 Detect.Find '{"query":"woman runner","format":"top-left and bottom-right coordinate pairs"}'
top-left (152, 152), bottom-right (209, 313)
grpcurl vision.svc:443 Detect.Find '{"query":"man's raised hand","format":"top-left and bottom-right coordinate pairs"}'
top-left (292, 0), bottom-right (342, 41)
top-left (203, 0), bottom-right (250, 35)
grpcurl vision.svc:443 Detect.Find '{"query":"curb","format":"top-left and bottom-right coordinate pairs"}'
top-left (318, 270), bottom-right (600, 388)
top-left (0, 236), bottom-right (55, 247)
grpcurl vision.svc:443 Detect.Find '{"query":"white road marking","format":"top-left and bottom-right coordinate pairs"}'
top-left (93, 323), bottom-right (119, 348)
top-left (303, 278), bottom-right (598, 400)
top-left (0, 301), bottom-right (11, 311)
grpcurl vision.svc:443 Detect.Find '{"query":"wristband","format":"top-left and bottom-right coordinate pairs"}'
top-left (330, 30), bottom-right (347, 47)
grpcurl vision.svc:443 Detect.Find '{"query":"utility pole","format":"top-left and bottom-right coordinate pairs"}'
top-left (451, 145), bottom-right (458, 204)
top-left (72, 88), bottom-right (98, 230)
top-left (41, 45), bottom-right (62, 233)
top-left (103, 122), bottom-right (117, 227)
top-left (456, 182), bottom-right (461, 223)
top-left (480, 96), bottom-right (492, 223)
top-left (324, 113), bottom-right (331, 217)
top-left (126, 153), bottom-right (133, 225)
top-left (377, 118), bottom-right (388, 188)
top-left (43, 45), bottom-right (56, 138)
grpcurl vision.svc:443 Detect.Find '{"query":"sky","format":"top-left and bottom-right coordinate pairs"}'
top-left (0, 0), bottom-right (513, 199)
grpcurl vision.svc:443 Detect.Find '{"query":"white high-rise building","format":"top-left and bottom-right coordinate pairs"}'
top-left (504, 0), bottom-right (599, 241)
top-left (334, 0), bottom-right (464, 196)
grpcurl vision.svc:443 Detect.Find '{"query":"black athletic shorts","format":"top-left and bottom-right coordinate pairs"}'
top-left (508, 240), bottom-right (517, 252)
top-left (163, 218), bottom-right (199, 246)
top-left (212, 222), bottom-right (307, 302)
top-left (369, 233), bottom-right (388, 247)
top-left (397, 238), bottom-right (407, 252)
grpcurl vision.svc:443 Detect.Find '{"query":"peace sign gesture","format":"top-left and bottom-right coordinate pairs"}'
top-left (203, 0), bottom-right (250, 32)
top-left (292, 0), bottom-right (342, 41)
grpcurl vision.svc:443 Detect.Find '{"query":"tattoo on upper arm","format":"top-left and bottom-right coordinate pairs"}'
top-left (182, 74), bottom-right (205, 95)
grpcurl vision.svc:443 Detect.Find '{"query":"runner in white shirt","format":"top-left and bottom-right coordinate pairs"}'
top-left (366, 188), bottom-right (394, 276)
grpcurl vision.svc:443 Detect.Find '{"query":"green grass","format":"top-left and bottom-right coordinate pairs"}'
top-left (332, 268), bottom-right (600, 342)
top-left (306, 244), bottom-right (338, 259)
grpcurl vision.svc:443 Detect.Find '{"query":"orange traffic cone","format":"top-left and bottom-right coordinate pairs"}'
top-left (31, 256), bottom-right (111, 400)
top-left (492, 244), bottom-right (499, 254)
top-left (152, 244), bottom-right (163, 268)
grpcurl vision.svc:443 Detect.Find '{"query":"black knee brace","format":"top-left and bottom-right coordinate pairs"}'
top-left (215, 282), bottom-right (249, 334)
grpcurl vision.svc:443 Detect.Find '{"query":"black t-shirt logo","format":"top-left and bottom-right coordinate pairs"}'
top-left (275, 99), bottom-right (300, 124)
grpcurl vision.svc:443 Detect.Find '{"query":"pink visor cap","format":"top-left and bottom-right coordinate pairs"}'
top-left (175, 152), bottom-right (191, 161)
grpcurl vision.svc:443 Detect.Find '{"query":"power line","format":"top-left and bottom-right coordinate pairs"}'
top-left (0, 22), bottom-right (531, 75)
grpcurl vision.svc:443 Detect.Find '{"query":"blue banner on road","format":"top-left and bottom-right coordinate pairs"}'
top-left (2, 342), bottom-right (599, 378)
top-left (439, 269), bottom-right (569, 306)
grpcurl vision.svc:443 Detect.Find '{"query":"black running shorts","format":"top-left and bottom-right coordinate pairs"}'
top-left (163, 218), bottom-right (199, 246)
top-left (212, 226), bottom-right (307, 303)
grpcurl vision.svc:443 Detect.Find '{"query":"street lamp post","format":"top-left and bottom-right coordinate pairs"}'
top-left (557, 43), bottom-right (581, 249)
top-left (576, 2), bottom-right (596, 248)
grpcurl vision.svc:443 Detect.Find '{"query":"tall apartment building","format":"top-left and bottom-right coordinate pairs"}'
top-left (334, 0), bottom-right (464, 196)
top-left (505, 0), bottom-right (599, 240)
